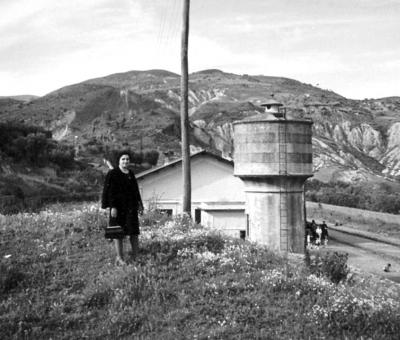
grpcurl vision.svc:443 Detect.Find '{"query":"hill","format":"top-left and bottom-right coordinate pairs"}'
top-left (0, 95), bottom-right (39, 103)
top-left (0, 69), bottom-right (399, 194)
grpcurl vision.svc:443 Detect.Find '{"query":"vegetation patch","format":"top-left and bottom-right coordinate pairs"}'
top-left (1, 202), bottom-right (399, 339)
top-left (0, 122), bottom-right (74, 168)
top-left (306, 179), bottom-right (400, 214)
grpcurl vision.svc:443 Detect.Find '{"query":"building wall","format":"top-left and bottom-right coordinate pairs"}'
top-left (202, 210), bottom-right (246, 238)
top-left (136, 155), bottom-right (247, 237)
top-left (137, 155), bottom-right (246, 216)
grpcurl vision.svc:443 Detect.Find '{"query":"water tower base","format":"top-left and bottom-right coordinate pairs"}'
top-left (243, 177), bottom-right (306, 254)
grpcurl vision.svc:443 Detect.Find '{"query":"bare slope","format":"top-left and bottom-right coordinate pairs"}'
top-left (0, 69), bottom-right (399, 184)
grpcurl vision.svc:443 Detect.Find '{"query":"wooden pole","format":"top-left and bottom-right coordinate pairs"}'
top-left (181, 0), bottom-right (191, 215)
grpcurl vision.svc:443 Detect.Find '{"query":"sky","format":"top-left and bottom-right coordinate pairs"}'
top-left (1, 0), bottom-right (399, 99)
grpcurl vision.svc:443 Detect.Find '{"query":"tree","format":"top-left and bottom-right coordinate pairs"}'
top-left (144, 150), bottom-right (159, 166)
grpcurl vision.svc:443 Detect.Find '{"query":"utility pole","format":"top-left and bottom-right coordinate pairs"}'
top-left (181, 0), bottom-right (191, 215)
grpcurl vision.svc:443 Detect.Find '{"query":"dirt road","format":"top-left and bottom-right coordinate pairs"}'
top-left (326, 228), bottom-right (400, 283)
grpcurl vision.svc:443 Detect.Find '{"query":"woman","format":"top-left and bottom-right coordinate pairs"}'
top-left (102, 151), bottom-right (143, 264)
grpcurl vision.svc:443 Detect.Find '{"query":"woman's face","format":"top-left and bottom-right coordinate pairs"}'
top-left (119, 154), bottom-right (130, 169)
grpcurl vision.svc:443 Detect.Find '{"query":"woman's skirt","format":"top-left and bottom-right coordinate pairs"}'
top-left (109, 208), bottom-right (140, 237)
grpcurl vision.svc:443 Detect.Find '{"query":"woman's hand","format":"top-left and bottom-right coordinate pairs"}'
top-left (111, 207), bottom-right (117, 217)
top-left (138, 202), bottom-right (144, 215)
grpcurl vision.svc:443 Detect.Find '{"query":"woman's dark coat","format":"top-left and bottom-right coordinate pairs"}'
top-left (101, 168), bottom-right (143, 235)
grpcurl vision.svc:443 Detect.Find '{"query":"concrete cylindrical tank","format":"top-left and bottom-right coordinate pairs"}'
top-left (233, 112), bottom-right (313, 253)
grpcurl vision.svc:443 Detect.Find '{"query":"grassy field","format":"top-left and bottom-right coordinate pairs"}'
top-left (1, 202), bottom-right (400, 339)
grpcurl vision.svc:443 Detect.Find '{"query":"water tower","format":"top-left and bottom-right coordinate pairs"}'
top-left (233, 101), bottom-right (313, 253)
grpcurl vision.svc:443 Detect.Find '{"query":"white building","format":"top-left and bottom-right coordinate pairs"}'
top-left (136, 150), bottom-right (247, 238)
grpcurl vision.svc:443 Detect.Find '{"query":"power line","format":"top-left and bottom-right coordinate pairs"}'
top-left (169, 0), bottom-right (181, 48)
top-left (156, 0), bottom-right (181, 64)
top-left (156, 1), bottom-right (168, 56)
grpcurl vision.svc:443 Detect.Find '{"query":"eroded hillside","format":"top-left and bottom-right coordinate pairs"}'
top-left (0, 69), bottom-right (399, 184)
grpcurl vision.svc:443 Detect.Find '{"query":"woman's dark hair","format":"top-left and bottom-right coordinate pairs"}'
top-left (113, 149), bottom-right (132, 168)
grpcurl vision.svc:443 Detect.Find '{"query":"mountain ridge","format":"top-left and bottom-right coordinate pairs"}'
top-left (0, 69), bottom-right (399, 186)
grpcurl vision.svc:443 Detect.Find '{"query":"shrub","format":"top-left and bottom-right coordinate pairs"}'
top-left (140, 208), bottom-right (172, 227)
top-left (305, 251), bottom-right (350, 284)
top-left (49, 143), bottom-right (75, 168)
top-left (0, 262), bottom-right (27, 295)
top-left (131, 151), bottom-right (143, 164)
top-left (0, 121), bottom-right (76, 168)
top-left (143, 150), bottom-right (159, 166)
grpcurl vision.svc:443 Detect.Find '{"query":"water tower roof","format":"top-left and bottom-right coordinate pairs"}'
top-left (260, 99), bottom-right (283, 107)
top-left (243, 113), bottom-right (278, 121)
top-left (233, 111), bottom-right (313, 125)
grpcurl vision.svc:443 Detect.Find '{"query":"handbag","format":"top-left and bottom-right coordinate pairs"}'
top-left (104, 225), bottom-right (124, 239)
top-left (104, 217), bottom-right (125, 239)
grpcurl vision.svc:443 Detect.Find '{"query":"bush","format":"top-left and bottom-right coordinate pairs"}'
top-left (143, 150), bottom-right (159, 166)
top-left (140, 208), bottom-right (172, 227)
top-left (0, 121), bottom-right (75, 168)
top-left (49, 143), bottom-right (75, 168)
top-left (0, 262), bottom-right (27, 295)
top-left (131, 151), bottom-right (143, 164)
top-left (305, 251), bottom-right (350, 284)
